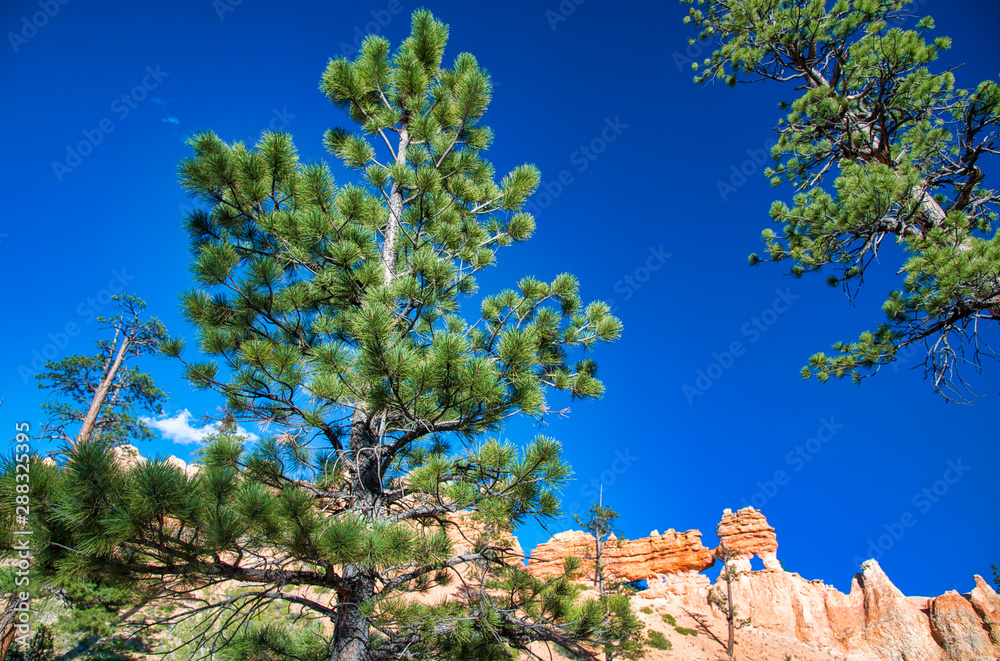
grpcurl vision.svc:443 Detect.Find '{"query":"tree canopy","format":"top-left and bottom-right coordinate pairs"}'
top-left (683, 0), bottom-right (1000, 402)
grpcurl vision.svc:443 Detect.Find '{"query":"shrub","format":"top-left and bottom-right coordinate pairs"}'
top-left (661, 613), bottom-right (676, 626)
top-left (646, 630), bottom-right (672, 651)
top-left (674, 626), bottom-right (698, 636)
top-left (639, 606), bottom-right (653, 615)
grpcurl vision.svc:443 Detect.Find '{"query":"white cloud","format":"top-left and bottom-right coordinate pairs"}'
top-left (141, 409), bottom-right (259, 446)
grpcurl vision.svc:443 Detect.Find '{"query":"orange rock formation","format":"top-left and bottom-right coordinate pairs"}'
top-left (716, 506), bottom-right (781, 570)
top-left (526, 528), bottom-right (714, 582)
top-left (523, 508), bottom-right (1000, 660)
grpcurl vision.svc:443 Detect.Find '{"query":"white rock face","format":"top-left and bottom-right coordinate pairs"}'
top-left (166, 454), bottom-right (200, 478)
top-left (111, 444), bottom-right (148, 471)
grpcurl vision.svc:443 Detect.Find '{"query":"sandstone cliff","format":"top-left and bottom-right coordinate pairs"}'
top-left (526, 507), bottom-right (1000, 661)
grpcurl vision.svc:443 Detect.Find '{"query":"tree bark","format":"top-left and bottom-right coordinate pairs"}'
top-left (331, 409), bottom-right (383, 660)
top-left (380, 128), bottom-right (409, 284)
top-left (76, 334), bottom-right (130, 445)
top-left (332, 574), bottom-right (375, 661)
top-left (595, 535), bottom-right (604, 596)
top-left (0, 594), bottom-right (17, 661)
top-left (725, 565), bottom-right (735, 660)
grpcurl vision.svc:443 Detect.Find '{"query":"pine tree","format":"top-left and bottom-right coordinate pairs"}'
top-left (35, 293), bottom-right (167, 447)
top-left (572, 497), bottom-right (644, 661)
top-left (683, 0), bottom-right (1000, 402)
top-left (3, 10), bottom-right (630, 661)
top-left (707, 544), bottom-right (751, 661)
top-left (573, 491), bottom-right (621, 597)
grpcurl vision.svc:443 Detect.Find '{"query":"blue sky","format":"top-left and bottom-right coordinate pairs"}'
top-left (2, 0), bottom-right (998, 598)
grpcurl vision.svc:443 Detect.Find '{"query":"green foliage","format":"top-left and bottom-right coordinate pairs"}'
top-left (674, 626), bottom-right (698, 637)
top-left (53, 581), bottom-right (140, 639)
top-left (6, 625), bottom-right (54, 661)
top-left (646, 629), bottom-right (671, 650)
top-left (639, 606), bottom-right (652, 615)
top-left (0, 568), bottom-right (148, 660)
top-left (3, 10), bottom-right (624, 661)
top-left (573, 501), bottom-right (624, 596)
top-left (682, 0), bottom-right (1000, 402)
top-left (216, 622), bottom-right (330, 661)
top-left (661, 613), bottom-right (676, 626)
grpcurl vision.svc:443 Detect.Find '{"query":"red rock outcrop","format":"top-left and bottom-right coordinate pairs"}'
top-left (524, 509), bottom-right (1000, 661)
top-left (526, 507), bottom-right (780, 587)
top-left (839, 560), bottom-right (947, 660)
top-left (640, 570), bottom-right (711, 601)
top-left (526, 528), bottom-right (713, 582)
top-left (718, 566), bottom-right (851, 644)
top-left (970, 574), bottom-right (1000, 647)
top-left (108, 444), bottom-right (200, 478)
top-left (930, 590), bottom-right (999, 660)
top-left (716, 506), bottom-right (781, 571)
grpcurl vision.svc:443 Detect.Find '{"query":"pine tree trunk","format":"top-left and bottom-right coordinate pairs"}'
top-left (332, 110), bottom-right (432, 661)
top-left (725, 567), bottom-right (735, 660)
top-left (380, 128), bottom-right (409, 284)
top-left (331, 414), bottom-right (382, 660)
top-left (0, 594), bottom-right (17, 661)
top-left (333, 122), bottom-right (412, 661)
top-left (332, 574), bottom-right (375, 661)
top-left (76, 334), bottom-right (130, 445)
top-left (595, 535), bottom-right (604, 596)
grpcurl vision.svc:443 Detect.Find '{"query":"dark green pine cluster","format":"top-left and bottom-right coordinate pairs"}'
top-left (684, 0), bottom-right (999, 400)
